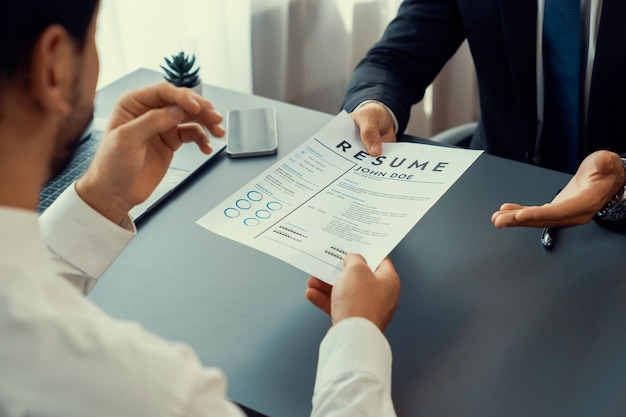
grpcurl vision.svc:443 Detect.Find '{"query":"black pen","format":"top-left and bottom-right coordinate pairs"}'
top-left (540, 189), bottom-right (562, 250)
top-left (540, 225), bottom-right (557, 249)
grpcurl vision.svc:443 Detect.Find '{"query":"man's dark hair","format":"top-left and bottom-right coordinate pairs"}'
top-left (0, 0), bottom-right (99, 83)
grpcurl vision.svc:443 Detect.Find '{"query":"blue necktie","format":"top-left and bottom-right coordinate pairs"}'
top-left (542, 0), bottom-right (581, 173)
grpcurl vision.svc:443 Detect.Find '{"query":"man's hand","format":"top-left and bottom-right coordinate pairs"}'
top-left (350, 102), bottom-right (397, 157)
top-left (491, 150), bottom-right (626, 229)
top-left (305, 254), bottom-right (400, 332)
top-left (76, 82), bottom-right (224, 224)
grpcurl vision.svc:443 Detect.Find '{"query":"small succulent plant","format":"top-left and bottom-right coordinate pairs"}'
top-left (160, 51), bottom-right (201, 88)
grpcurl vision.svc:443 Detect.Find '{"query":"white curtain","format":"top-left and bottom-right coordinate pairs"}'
top-left (96, 0), bottom-right (252, 93)
top-left (96, 0), bottom-right (479, 138)
top-left (250, 0), bottom-right (479, 138)
top-left (251, 0), bottom-right (402, 114)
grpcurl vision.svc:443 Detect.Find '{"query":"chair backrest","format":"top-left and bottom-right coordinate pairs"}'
top-left (429, 121), bottom-right (478, 147)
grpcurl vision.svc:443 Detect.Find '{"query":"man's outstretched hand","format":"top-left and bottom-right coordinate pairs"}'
top-left (491, 150), bottom-right (625, 229)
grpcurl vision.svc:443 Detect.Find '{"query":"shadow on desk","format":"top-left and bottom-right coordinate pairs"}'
top-left (238, 403), bottom-right (269, 417)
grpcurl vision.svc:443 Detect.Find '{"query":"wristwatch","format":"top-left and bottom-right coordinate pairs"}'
top-left (594, 158), bottom-right (626, 225)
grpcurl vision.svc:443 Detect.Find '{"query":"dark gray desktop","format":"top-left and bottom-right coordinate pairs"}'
top-left (89, 69), bottom-right (626, 417)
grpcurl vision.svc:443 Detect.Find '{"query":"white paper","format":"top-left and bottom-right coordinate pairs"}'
top-left (197, 111), bottom-right (482, 284)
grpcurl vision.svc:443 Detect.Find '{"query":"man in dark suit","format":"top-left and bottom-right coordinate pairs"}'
top-left (343, 0), bottom-right (626, 229)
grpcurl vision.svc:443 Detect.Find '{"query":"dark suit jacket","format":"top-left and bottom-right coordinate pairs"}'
top-left (342, 0), bottom-right (626, 169)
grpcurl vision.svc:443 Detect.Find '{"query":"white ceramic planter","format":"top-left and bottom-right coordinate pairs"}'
top-left (191, 82), bottom-right (203, 97)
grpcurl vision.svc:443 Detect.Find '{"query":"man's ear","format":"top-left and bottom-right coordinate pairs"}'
top-left (28, 24), bottom-right (76, 116)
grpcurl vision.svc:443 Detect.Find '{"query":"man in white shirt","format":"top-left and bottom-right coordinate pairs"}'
top-left (0, 1), bottom-right (400, 416)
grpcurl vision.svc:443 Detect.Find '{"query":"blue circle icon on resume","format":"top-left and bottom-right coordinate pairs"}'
top-left (224, 208), bottom-right (240, 218)
top-left (256, 210), bottom-right (271, 219)
top-left (247, 191), bottom-right (263, 202)
top-left (244, 218), bottom-right (260, 227)
top-left (267, 201), bottom-right (282, 211)
top-left (236, 199), bottom-right (252, 210)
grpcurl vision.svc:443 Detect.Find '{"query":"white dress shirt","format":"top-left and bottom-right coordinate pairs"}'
top-left (0, 185), bottom-right (396, 416)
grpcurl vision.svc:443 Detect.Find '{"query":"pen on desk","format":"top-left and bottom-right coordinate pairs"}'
top-left (540, 225), bottom-right (557, 249)
top-left (540, 189), bottom-right (562, 250)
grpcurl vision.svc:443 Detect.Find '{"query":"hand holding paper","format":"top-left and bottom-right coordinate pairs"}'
top-left (306, 254), bottom-right (400, 332)
top-left (197, 111), bottom-right (482, 284)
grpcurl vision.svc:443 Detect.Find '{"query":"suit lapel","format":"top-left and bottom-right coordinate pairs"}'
top-left (497, 0), bottom-right (538, 161)
top-left (587, 0), bottom-right (626, 151)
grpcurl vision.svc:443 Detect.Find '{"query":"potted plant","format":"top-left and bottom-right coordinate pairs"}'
top-left (160, 51), bottom-right (202, 95)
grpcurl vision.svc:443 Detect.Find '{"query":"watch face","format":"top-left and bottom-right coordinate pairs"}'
top-left (595, 194), bottom-right (626, 230)
top-left (609, 199), bottom-right (626, 222)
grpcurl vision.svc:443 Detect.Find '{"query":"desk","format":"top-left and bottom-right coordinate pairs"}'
top-left (90, 69), bottom-right (626, 417)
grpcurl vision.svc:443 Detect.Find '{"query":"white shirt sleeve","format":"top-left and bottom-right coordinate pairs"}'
top-left (39, 183), bottom-right (135, 294)
top-left (312, 317), bottom-right (397, 417)
top-left (30, 185), bottom-right (397, 417)
top-left (1, 273), bottom-right (247, 417)
top-left (2, 189), bottom-right (247, 416)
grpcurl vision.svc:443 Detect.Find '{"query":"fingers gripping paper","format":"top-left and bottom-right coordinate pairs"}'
top-left (197, 111), bottom-right (482, 284)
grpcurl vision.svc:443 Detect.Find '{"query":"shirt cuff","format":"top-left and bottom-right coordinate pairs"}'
top-left (39, 183), bottom-right (136, 278)
top-left (354, 100), bottom-right (400, 135)
top-left (315, 317), bottom-right (392, 394)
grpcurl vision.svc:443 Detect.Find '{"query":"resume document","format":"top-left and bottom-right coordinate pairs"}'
top-left (197, 111), bottom-right (482, 284)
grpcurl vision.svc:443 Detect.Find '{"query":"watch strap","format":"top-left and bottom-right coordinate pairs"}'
top-left (594, 158), bottom-right (626, 226)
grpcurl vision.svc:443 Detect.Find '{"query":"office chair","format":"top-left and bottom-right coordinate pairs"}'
top-left (429, 121), bottom-right (478, 148)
